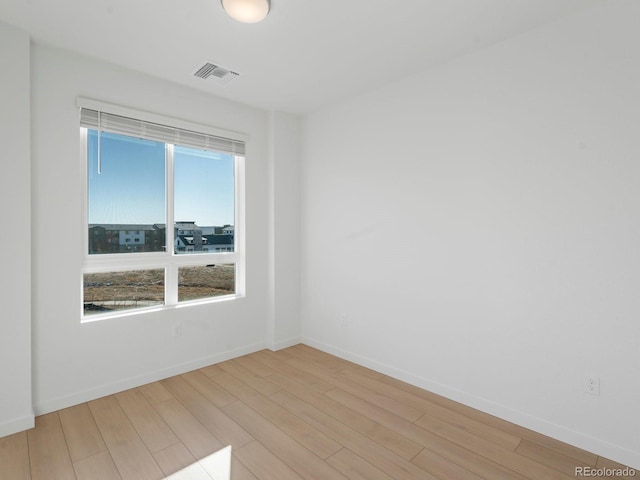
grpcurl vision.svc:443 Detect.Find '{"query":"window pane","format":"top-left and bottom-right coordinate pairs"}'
top-left (178, 264), bottom-right (235, 302)
top-left (83, 269), bottom-right (164, 315)
top-left (87, 130), bottom-right (166, 254)
top-left (174, 146), bottom-right (234, 254)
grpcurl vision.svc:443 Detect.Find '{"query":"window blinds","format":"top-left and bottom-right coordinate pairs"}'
top-left (80, 108), bottom-right (246, 156)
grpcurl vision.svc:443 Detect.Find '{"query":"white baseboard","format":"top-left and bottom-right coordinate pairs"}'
top-left (34, 341), bottom-right (267, 415)
top-left (269, 336), bottom-right (302, 351)
top-left (0, 412), bottom-right (35, 438)
top-left (302, 337), bottom-right (640, 470)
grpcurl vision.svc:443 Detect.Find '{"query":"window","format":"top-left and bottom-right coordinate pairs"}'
top-left (79, 99), bottom-right (245, 319)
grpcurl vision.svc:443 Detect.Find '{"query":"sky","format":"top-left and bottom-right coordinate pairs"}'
top-left (87, 130), bottom-right (235, 226)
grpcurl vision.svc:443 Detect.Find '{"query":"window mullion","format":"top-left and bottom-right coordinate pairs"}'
top-left (165, 144), bottom-right (178, 306)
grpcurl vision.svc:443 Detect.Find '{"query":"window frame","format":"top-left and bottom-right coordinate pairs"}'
top-left (79, 99), bottom-right (246, 321)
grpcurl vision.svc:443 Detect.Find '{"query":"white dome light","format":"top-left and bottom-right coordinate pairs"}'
top-left (221, 0), bottom-right (270, 23)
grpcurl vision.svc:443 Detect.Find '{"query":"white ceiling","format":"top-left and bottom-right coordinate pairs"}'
top-left (0, 0), bottom-right (598, 114)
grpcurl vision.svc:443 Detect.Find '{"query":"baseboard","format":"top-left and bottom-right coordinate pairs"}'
top-left (0, 412), bottom-right (35, 438)
top-left (302, 337), bottom-right (640, 470)
top-left (269, 335), bottom-right (302, 351)
top-left (34, 341), bottom-right (267, 415)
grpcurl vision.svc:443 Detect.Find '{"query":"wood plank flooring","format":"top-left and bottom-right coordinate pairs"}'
top-left (0, 344), bottom-right (634, 480)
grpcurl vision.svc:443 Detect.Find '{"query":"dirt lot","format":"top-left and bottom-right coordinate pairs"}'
top-left (178, 264), bottom-right (235, 301)
top-left (84, 264), bottom-right (235, 313)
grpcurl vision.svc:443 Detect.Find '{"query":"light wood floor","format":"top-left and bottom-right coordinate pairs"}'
top-left (0, 344), bottom-right (634, 480)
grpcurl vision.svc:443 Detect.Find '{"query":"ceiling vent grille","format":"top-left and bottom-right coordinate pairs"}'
top-left (193, 62), bottom-right (239, 87)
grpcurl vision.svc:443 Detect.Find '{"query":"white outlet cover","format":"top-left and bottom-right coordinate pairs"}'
top-left (585, 376), bottom-right (600, 395)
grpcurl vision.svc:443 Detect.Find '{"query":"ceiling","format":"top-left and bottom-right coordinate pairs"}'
top-left (0, 0), bottom-right (598, 114)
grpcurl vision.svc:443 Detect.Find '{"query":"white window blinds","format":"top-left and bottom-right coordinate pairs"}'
top-left (79, 108), bottom-right (245, 156)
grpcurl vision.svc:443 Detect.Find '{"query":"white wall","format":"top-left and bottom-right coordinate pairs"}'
top-left (30, 44), bottom-right (272, 413)
top-left (267, 111), bottom-right (302, 349)
top-left (301, 1), bottom-right (640, 468)
top-left (0, 23), bottom-right (34, 437)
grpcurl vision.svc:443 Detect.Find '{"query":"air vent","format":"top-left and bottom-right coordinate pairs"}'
top-left (193, 62), bottom-right (239, 87)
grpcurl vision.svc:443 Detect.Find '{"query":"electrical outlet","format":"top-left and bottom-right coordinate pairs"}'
top-left (172, 322), bottom-right (182, 337)
top-left (585, 376), bottom-right (600, 396)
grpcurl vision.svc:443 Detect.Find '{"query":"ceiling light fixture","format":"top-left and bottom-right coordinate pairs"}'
top-left (221, 0), bottom-right (270, 23)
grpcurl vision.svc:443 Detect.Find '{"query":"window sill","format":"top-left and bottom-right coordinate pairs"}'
top-left (80, 293), bottom-right (243, 324)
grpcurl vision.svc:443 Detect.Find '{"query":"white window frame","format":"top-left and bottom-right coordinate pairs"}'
top-left (79, 98), bottom-right (246, 322)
